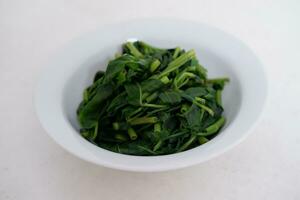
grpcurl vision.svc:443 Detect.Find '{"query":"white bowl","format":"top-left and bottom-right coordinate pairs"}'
top-left (35, 19), bottom-right (267, 172)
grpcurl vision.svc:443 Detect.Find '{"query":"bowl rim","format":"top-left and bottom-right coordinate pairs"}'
top-left (35, 18), bottom-right (268, 172)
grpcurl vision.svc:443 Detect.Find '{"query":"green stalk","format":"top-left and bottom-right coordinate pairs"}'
top-left (163, 130), bottom-right (189, 140)
top-left (195, 62), bottom-right (207, 78)
top-left (150, 59), bottom-right (161, 72)
top-left (193, 101), bottom-right (214, 116)
top-left (180, 104), bottom-right (190, 113)
top-left (216, 90), bottom-right (222, 106)
top-left (125, 42), bottom-right (143, 58)
top-left (91, 123), bottom-right (98, 140)
top-left (127, 127), bottom-right (138, 140)
top-left (159, 50), bottom-right (196, 78)
top-left (164, 131), bottom-right (188, 141)
top-left (160, 76), bottom-right (170, 84)
top-left (196, 117), bottom-right (226, 136)
top-left (83, 89), bottom-right (89, 102)
top-left (195, 97), bottom-right (206, 104)
top-left (112, 122), bottom-right (128, 131)
top-left (206, 77), bottom-right (230, 83)
top-left (154, 123), bottom-right (161, 132)
top-left (138, 41), bottom-right (164, 54)
top-left (153, 123), bottom-right (162, 151)
top-left (81, 130), bottom-right (90, 138)
top-left (146, 107), bottom-right (168, 116)
top-left (127, 107), bottom-right (143, 119)
top-left (198, 136), bottom-right (209, 144)
top-left (177, 135), bottom-right (197, 152)
top-left (177, 79), bottom-right (189, 89)
top-left (199, 109), bottom-right (205, 122)
top-left (172, 47), bottom-right (181, 59)
top-left (143, 103), bottom-right (166, 108)
top-left (177, 72), bottom-right (196, 83)
top-left (186, 66), bottom-right (196, 72)
top-left (138, 146), bottom-right (157, 155)
top-left (115, 133), bottom-right (128, 142)
top-left (146, 92), bottom-right (159, 103)
top-left (129, 117), bottom-right (158, 125)
top-left (114, 52), bottom-right (122, 58)
top-left (175, 72), bottom-right (196, 89)
top-left (205, 117), bottom-right (225, 135)
top-left (112, 122), bottom-right (120, 130)
top-left (153, 140), bottom-right (162, 151)
top-left (142, 92), bottom-right (150, 100)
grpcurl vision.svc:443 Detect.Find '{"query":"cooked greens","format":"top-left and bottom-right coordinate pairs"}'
top-left (77, 41), bottom-right (229, 156)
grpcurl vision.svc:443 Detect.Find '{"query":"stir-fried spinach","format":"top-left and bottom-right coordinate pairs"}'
top-left (77, 41), bottom-right (229, 156)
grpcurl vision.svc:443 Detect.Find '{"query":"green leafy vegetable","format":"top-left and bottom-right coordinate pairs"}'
top-left (159, 91), bottom-right (181, 104)
top-left (77, 41), bottom-right (229, 156)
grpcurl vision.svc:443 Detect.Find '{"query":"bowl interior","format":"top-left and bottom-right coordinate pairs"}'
top-left (36, 19), bottom-right (267, 172)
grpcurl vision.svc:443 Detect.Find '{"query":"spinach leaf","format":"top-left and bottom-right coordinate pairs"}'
top-left (159, 91), bottom-right (181, 104)
top-left (124, 83), bottom-right (142, 106)
top-left (78, 83), bottom-right (113, 128)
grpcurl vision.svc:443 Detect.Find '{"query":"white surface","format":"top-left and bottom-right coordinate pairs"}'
top-left (0, 0), bottom-right (299, 199)
top-left (35, 19), bottom-right (267, 172)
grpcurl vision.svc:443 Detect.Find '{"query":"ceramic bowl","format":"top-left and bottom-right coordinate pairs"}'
top-left (35, 19), bottom-right (267, 172)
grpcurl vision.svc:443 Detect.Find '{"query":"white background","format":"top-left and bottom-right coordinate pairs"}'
top-left (1, 0), bottom-right (300, 199)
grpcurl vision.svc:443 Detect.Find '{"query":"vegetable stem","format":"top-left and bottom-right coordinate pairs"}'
top-left (180, 104), bottom-right (190, 113)
top-left (146, 92), bottom-right (159, 103)
top-left (91, 123), bottom-right (98, 140)
top-left (115, 133), bottom-right (128, 142)
top-left (199, 109), bottom-right (205, 122)
top-left (143, 103), bottom-right (166, 108)
top-left (81, 130), bottom-right (90, 138)
top-left (163, 130), bottom-right (188, 140)
top-left (177, 135), bottom-right (197, 152)
top-left (206, 77), bottom-right (230, 83)
top-left (153, 140), bottom-right (163, 151)
top-left (160, 76), bottom-right (170, 84)
top-left (127, 127), bottom-right (138, 140)
top-left (193, 101), bottom-right (214, 116)
top-left (172, 47), bottom-right (181, 59)
top-left (159, 50), bottom-right (196, 78)
top-left (205, 117), bottom-right (225, 135)
top-left (186, 66), bottom-right (196, 72)
top-left (153, 123), bottom-right (162, 151)
top-left (177, 72), bottom-right (196, 83)
top-left (138, 146), bottom-right (157, 155)
top-left (112, 122), bottom-right (119, 130)
top-left (83, 89), bottom-right (89, 102)
top-left (216, 90), bottom-right (222, 106)
top-left (197, 117), bottom-right (226, 136)
top-left (198, 136), bottom-right (209, 144)
top-left (175, 72), bottom-right (196, 89)
top-left (114, 52), bottom-right (122, 58)
top-left (125, 42), bottom-right (143, 58)
top-left (154, 123), bottom-right (161, 132)
top-left (195, 97), bottom-right (206, 104)
top-left (129, 117), bottom-right (158, 125)
top-left (150, 59), bottom-right (161, 72)
top-left (127, 107), bottom-right (143, 119)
